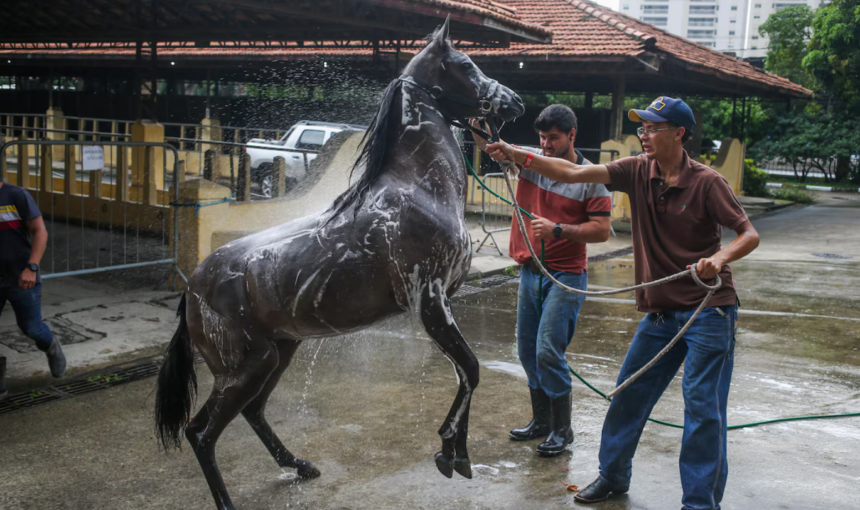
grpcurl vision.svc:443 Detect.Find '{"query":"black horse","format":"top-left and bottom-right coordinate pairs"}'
top-left (155, 19), bottom-right (524, 510)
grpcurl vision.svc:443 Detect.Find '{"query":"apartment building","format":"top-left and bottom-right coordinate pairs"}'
top-left (619, 0), bottom-right (826, 58)
top-left (619, 0), bottom-right (750, 53)
top-left (745, 0), bottom-right (827, 58)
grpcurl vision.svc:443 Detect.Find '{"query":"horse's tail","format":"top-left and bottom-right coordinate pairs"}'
top-left (155, 294), bottom-right (198, 450)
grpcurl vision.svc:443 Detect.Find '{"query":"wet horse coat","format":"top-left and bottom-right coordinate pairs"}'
top-left (155, 19), bottom-right (524, 510)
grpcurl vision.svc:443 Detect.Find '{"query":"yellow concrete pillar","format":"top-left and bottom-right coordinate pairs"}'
top-left (600, 135), bottom-right (642, 222)
top-left (116, 146), bottom-right (129, 203)
top-left (64, 145), bottom-right (78, 196)
top-left (0, 134), bottom-right (7, 183)
top-left (711, 138), bottom-right (745, 195)
top-left (17, 137), bottom-right (30, 188)
top-left (40, 145), bottom-right (53, 192)
top-left (89, 170), bottom-right (102, 198)
top-left (175, 178), bottom-right (231, 277)
top-left (131, 120), bottom-right (165, 191)
top-left (46, 108), bottom-right (67, 161)
top-left (143, 146), bottom-right (158, 205)
top-left (200, 117), bottom-right (222, 154)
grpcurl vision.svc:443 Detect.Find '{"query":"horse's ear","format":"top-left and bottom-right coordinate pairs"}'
top-left (434, 15), bottom-right (451, 44)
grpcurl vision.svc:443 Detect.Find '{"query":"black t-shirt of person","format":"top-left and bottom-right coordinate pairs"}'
top-left (0, 183), bottom-right (42, 287)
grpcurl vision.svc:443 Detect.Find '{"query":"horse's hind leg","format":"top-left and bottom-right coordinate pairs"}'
top-left (420, 290), bottom-right (480, 480)
top-left (241, 335), bottom-right (320, 479)
top-left (185, 334), bottom-right (279, 510)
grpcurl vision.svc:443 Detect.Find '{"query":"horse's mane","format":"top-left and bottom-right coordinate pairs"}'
top-left (327, 77), bottom-right (402, 221)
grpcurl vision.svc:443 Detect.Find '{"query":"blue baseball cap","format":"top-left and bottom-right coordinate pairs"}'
top-left (629, 96), bottom-right (696, 134)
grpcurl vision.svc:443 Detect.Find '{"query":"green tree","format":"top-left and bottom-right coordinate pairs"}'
top-left (760, 5), bottom-right (818, 89)
top-left (804, 0), bottom-right (860, 113)
top-left (757, 106), bottom-right (860, 183)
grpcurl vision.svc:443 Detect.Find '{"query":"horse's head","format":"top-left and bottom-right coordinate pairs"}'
top-left (404, 17), bottom-right (525, 124)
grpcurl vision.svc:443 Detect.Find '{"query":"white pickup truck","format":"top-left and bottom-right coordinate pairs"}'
top-left (245, 120), bottom-right (366, 197)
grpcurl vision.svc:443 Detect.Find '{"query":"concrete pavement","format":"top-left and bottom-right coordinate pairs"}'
top-left (1, 192), bottom-right (858, 509)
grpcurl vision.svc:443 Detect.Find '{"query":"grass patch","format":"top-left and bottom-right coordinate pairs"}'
top-left (770, 187), bottom-right (814, 204)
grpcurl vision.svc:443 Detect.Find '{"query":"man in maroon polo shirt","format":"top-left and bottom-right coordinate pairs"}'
top-left (485, 96), bottom-right (760, 510)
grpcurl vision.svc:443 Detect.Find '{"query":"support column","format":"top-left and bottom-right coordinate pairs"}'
top-left (17, 137), bottom-right (30, 188)
top-left (143, 146), bottom-right (158, 205)
top-left (64, 145), bottom-right (78, 196)
top-left (116, 146), bottom-right (129, 203)
top-left (89, 170), bottom-right (102, 198)
top-left (40, 145), bottom-right (53, 192)
top-left (175, 179), bottom-right (231, 277)
top-left (609, 79), bottom-right (626, 141)
top-left (0, 134), bottom-right (6, 183)
top-left (200, 116), bottom-right (221, 160)
top-left (131, 120), bottom-right (165, 191)
top-left (272, 156), bottom-right (286, 197)
top-left (45, 107), bottom-right (66, 161)
top-left (237, 153), bottom-right (251, 202)
top-left (203, 149), bottom-right (216, 181)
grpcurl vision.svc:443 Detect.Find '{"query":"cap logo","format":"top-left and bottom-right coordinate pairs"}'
top-left (647, 97), bottom-right (666, 112)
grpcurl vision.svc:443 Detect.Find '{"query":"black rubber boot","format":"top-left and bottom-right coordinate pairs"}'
top-left (573, 476), bottom-right (629, 504)
top-left (0, 357), bottom-right (7, 399)
top-left (509, 387), bottom-right (550, 441)
top-left (42, 340), bottom-right (67, 378)
top-left (536, 392), bottom-right (573, 456)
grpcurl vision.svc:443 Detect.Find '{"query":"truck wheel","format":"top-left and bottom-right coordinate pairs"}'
top-left (261, 174), bottom-right (273, 198)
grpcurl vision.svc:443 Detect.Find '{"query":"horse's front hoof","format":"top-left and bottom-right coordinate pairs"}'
top-left (434, 452), bottom-right (454, 478)
top-left (295, 459), bottom-right (321, 479)
top-left (453, 457), bottom-right (472, 479)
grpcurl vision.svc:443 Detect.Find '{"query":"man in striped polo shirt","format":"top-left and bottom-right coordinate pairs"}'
top-left (0, 181), bottom-right (66, 399)
top-left (477, 104), bottom-right (612, 455)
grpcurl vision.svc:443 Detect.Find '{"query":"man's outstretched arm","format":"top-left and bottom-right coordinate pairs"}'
top-left (485, 141), bottom-right (612, 185)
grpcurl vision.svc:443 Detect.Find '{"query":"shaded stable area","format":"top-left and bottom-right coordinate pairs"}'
top-left (0, 0), bottom-right (811, 150)
top-left (1, 195), bottom-right (858, 510)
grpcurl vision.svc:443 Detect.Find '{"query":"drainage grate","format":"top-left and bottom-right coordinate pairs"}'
top-left (812, 253), bottom-right (853, 260)
top-left (51, 361), bottom-right (162, 397)
top-left (0, 352), bottom-right (206, 415)
top-left (0, 390), bottom-right (63, 415)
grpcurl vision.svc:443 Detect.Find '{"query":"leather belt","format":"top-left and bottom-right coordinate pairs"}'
top-left (526, 258), bottom-right (552, 274)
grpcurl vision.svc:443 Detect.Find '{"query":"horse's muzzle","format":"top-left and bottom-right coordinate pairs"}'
top-left (498, 88), bottom-right (525, 121)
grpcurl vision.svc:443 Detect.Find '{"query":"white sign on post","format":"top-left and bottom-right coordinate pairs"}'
top-left (82, 146), bottom-right (105, 171)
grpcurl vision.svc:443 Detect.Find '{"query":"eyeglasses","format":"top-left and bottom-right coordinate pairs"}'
top-left (637, 126), bottom-right (673, 137)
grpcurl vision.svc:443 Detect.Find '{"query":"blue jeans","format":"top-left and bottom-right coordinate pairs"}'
top-left (598, 304), bottom-right (738, 510)
top-left (0, 283), bottom-right (54, 351)
top-left (517, 267), bottom-right (586, 399)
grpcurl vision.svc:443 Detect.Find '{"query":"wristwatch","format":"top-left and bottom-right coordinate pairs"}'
top-left (27, 263), bottom-right (39, 272)
top-left (553, 223), bottom-right (562, 238)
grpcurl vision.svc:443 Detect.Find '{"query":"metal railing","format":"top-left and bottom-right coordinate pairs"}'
top-left (0, 139), bottom-right (180, 284)
top-left (0, 112), bottom-right (327, 200)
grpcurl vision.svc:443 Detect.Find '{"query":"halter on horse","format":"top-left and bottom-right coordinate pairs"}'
top-left (155, 18), bottom-right (524, 510)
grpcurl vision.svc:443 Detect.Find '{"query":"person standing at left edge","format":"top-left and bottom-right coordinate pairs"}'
top-left (0, 181), bottom-right (66, 399)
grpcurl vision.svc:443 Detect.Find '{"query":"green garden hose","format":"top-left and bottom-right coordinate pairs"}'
top-left (464, 156), bottom-right (860, 430)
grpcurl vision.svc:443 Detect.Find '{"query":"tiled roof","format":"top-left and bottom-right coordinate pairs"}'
top-left (0, 0), bottom-right (810, 98)
top-left (469, 0), bottom-right (809, 97)
top-left (470, 0), bottom-right (651, 57)
top-left (399, 0), bottom-right (553, 40)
